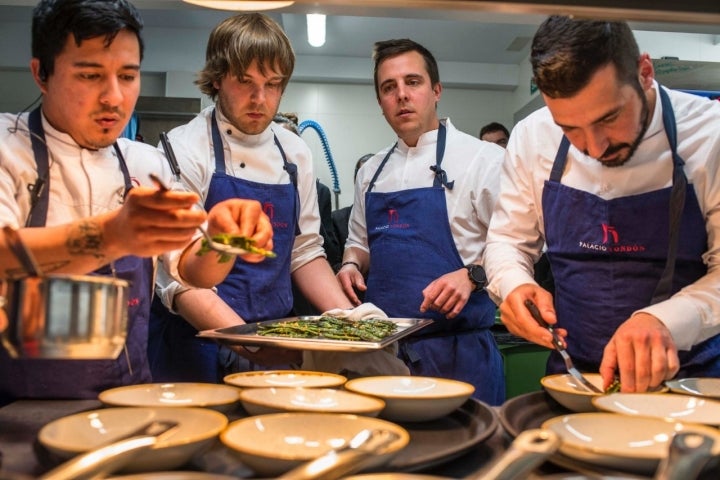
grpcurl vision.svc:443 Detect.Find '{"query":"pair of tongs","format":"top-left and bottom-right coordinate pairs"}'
top-left (524, 299), bottom-right (602, 393)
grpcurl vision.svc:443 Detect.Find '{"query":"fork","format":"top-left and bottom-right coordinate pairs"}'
top-left (524, 299), bottom-right (602, 393)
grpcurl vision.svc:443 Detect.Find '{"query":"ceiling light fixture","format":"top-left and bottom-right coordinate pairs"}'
top-left (182, 0), bottom-right (294, 11)
top-left (307, 14), bottom-right (326, 48)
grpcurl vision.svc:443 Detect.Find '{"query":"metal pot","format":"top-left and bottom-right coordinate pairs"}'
top-left (0, 273), bottom-right (129, 359)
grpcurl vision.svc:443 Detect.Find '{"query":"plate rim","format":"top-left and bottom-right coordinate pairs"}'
top-left (238, 386), bottom-right (386, 414)
top-left (98, 382), bottom-right (242, 407)
top-left (344, 375), bottom-right (475, 400)
top-left (223, 369), bottom-right (348, 388)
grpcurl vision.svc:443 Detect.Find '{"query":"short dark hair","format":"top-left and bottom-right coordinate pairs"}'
top-left (196, 13), bottom-right (295, 100)
top-left (32, 0), bottom-right (144, 81)
top-left (531, 16), bottom-right (640, 99)
top-left (479, 122), bottom-right (509, 139)
top-left (372, 38), bottom-right (439, 99)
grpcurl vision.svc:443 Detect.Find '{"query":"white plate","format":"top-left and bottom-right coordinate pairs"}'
top-left (239, 387), bottom-right (385, 416)
top-left (223, 370), bottom-right (346, 388)
top-left (220, 412), bottom-right (409, 477)
top-left (666, 377), bottom-right (720, 398)
top-left (344, 376), bottom-right (474, 422)
top-left (38, 407), bottom-right (228, 472)
top-left (542, 413), bottom-right (720, 475)
top-left (592, 392), bottom-right (720, 425)
top-left (99, 383), bottom-right (241, 412)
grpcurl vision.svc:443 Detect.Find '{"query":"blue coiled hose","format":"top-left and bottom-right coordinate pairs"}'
top-left (298, 119), bottom-right (340, 209)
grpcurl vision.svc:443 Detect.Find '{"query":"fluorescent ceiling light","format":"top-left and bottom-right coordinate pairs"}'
top-left (307, 14), bottom-right (326, 47)
top-left (182, 0), bottom-right (294, 11)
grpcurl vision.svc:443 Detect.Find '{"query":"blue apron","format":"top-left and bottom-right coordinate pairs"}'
top-left (148, 110), bottom-right (299, 383)
top-left (364, 124), bottom-right (505, 405)
top-left (543, 87), bottom-right (720, 377)
top-left (0, 106), bottom-right (153, 405)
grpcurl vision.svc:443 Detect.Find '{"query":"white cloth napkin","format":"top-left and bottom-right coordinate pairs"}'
top-left (301, 303), bottom-right (410, 378)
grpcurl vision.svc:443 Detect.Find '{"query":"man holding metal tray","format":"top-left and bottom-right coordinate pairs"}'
top-left (149, 13), bottom-right (409, 382)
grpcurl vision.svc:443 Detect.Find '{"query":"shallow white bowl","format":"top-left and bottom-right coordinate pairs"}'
top-left (666, 377), bottom-right (720, 398)
top-left (343, 376), bottom-right (474, 422)
top-left (239, 387), bottom-right (385, 416)
top-left (542, 412), bottom-right (720, 475)
top-left (223, 370), bottom-right (347, 388)
top-left (38, 407), bottom-right (228, 472)
top-left (592, 392), bottom-right (720, 426)
top-left (220, 412), bottom-right (409, 477)
top-left (99, 383), bottom-right (241, 413)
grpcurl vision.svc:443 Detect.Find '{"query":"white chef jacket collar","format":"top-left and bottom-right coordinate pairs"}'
top-left (642, 80), bottom-right (665, 142)
top-left (39, 109), bottom-right (114, 155)
top-left (214, 104), bottom-right (274, 147)
top-left (396, 117), bottom-right (449, 153)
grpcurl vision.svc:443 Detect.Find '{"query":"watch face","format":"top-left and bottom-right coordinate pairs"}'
top-left (467, 265), bottom-right (487, 287)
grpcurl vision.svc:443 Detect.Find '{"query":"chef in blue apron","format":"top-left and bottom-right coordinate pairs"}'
top-left (149, 13), bottom-right (361, 383)
top-left (0, 0), bottom-right (212, 405)
top-left (485, 16), bottom-right (720, 393)
top-left (338, 39), bottom-right (506, 405)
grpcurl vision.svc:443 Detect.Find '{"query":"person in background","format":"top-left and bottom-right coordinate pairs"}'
top-left (149, 13), bottom-right (401, 382)
top-left (330, 153), bottom-right (372, 273)
top-left (274, 111), bottom-right (340, 314)
top-left (485, 16), bottom-right (720, 393)
top-left (337, 39), bottom-right (506, 405)
top-left (273, 113), bottom-right (342, 288)
top-left (0, 0), bottom-right (271, 405)
top-left (478, 121), bottom-right (509, 148)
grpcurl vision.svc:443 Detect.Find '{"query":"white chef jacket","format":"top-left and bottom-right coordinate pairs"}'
top-left (484, 82), bottom-right (720, 350)
top-left (0, 111), bottom-right (173, 234)
top-left (346, 118), bottom-right (505, 265)
top-left (157, 106), bottom-right (325, 307)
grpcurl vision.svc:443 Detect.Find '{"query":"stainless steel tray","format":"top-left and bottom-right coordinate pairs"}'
top-left (197, 316), bottom-right (433, 352)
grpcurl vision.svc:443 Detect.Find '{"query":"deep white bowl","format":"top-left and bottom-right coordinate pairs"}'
top-left (99, 383), bottom-right (241, 413)
top-left (223, 370), bottom-right (347, 389)
top-left (239, 387), bottom-right (385, 416)
top-left (541, 373), bottom-right (607, 412)
top-left (38, 407), bottom-right (228, 472)
top-left (343, 376), bottom-right (474, 422)
top-left (220, 412), bottom-right (409, 477)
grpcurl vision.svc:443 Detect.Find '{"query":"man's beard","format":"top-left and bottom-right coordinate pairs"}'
top-left (594, 91), bottom-right (650, 168)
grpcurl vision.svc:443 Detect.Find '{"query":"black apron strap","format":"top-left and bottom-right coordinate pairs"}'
top-left (26, 107), bottom-right (50, 227)
top-left (651, 86), bottom-right (688, 304)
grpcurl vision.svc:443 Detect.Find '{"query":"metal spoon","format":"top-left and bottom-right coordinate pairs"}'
top-left (148, 173), bottom-right (270, 258)
top-left (468, 428), bottom-right (560, 480)
top-left (3, 226), bottom-right (42, 276)
top-left (39, 420), bottom-right (178, 480)
top-left (277, 428), bottom-right (400, 480)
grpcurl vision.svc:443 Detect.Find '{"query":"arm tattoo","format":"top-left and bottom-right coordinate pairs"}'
top-left (66, 221), bottom-right (106, 259)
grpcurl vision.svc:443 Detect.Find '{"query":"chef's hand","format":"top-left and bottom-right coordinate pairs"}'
top-left (599, 312), bottom-right (679, 393)
top-left (206, 198), bottom-right (273, 264)
top-left (105, 186), bottom-right (205, 258)
top-left (419, 268), bottom-right (472, 319)
top-left (336, 263), bottom-right (366, 306)
top-left (323, 302), bottom-right (388, 321)
top-left (500, 283), bottom-right (566, 350)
